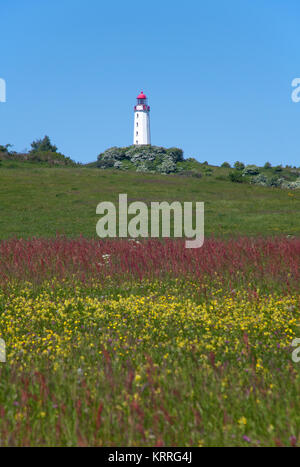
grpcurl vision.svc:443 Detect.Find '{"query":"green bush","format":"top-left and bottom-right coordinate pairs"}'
top-left (281, 178), bottom-right (300, 190)
top-left (204, 167), bottom-right (213, 176)
top-left (251, 173), bottom-right (268, 186)
top-left (229, 170), bottom-right (246, 183)
top-left (97, 145), bottom-right (184, 174)
top-left (234, 161), bottom-right (245, 171)
top-left (243, 165), bottom-right (260, 176)
top-left (166, 147), bottom-right (184, 162)
top-left (267, 176), bottom-right (284, 188)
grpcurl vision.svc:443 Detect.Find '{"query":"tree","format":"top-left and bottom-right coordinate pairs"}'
top-left (221, 162), bottom-right (231, 168)
top-left (0, 144), bottom-right (12, 153)
top-left (30, 136), bottom-right (57, 153)
top-left (264, 162), bottom-right (272, 169)
top-left (234, 161), bottom-right (245, 171)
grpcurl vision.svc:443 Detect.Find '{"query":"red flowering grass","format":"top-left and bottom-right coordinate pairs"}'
top-left (0, 236), bottom-right (299, 293)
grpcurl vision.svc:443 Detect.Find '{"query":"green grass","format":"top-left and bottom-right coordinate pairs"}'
top-left (0, 167), bottom-right (300, 239)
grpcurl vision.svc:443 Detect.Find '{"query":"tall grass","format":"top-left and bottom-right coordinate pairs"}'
top-left (0, 236), bottom-right (299, 293)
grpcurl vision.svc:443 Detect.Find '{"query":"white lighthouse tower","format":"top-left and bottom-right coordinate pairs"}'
top-left (133, 91), bottom-right (151, 145)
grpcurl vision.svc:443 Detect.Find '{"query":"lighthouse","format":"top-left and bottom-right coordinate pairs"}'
top-left (133, 91), bottom-right (151, 145)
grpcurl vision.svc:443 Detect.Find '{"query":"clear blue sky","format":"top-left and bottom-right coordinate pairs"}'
top-left (1, 0), bottom-right (300, 166)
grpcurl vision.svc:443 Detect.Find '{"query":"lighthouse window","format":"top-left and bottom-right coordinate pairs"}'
top-left (137, 114), bottom-right (139, 118)
top-left (136, 140), bottom-right (138, 144)
top-left (136, 131), bottom-right (138, 136)
top-left (136, 122), bottom-right (138, 127)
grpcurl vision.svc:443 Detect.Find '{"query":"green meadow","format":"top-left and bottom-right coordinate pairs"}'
top-left (0, 166), bottom-right (299, 239)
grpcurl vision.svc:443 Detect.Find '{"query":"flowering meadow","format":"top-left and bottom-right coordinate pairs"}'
top-left (0, 236), bottom-right (299, 446)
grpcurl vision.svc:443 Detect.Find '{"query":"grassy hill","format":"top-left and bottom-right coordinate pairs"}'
top-left (0, 166), bottom-right (299, 239)
top-left (0, 139), bottom-right (78, 168)
top-left (93, 145), bottom-right (300, 188)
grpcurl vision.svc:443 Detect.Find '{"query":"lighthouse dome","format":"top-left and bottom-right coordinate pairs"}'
top-left (137, 91), bottom-right (147, 99)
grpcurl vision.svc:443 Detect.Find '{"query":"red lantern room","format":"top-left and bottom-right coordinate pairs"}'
top-left (134, 91), bottom-right (150, 111)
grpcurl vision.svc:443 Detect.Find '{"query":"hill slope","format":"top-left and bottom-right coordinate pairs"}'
top-left (0, 167), bottom-right (299, 239)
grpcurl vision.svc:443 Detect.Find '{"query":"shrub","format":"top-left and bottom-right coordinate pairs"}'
top-left (251, 173), bottom-right (268, 186)
top-left (281, 178), bottom-right (300, 190)
top-left (229, 170), bottom-right (245, 183)
top-left (234, 161), bottom-right (245, 171)
top-left (166, 147), bottom-right (184, 162)
top-left (243, 165), bottom-right (260, 176)
top-left (157, 156), bottom-right (177, 174)
top-left (266, 176), bottom-right (284, 188)
top-left (204, 167), bottom-right (213, 176)
top-left (97, 145), bottom-right (183, 174)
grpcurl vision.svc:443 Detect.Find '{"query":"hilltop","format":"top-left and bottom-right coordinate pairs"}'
top-left (0, 137), bottom-right (78, 168)
top-left (1, 138), bottom-right (300, 189)
top-left (92, 145), bottom-right (184, 173)
top-left (88, 144), bottom-right (300, 190)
